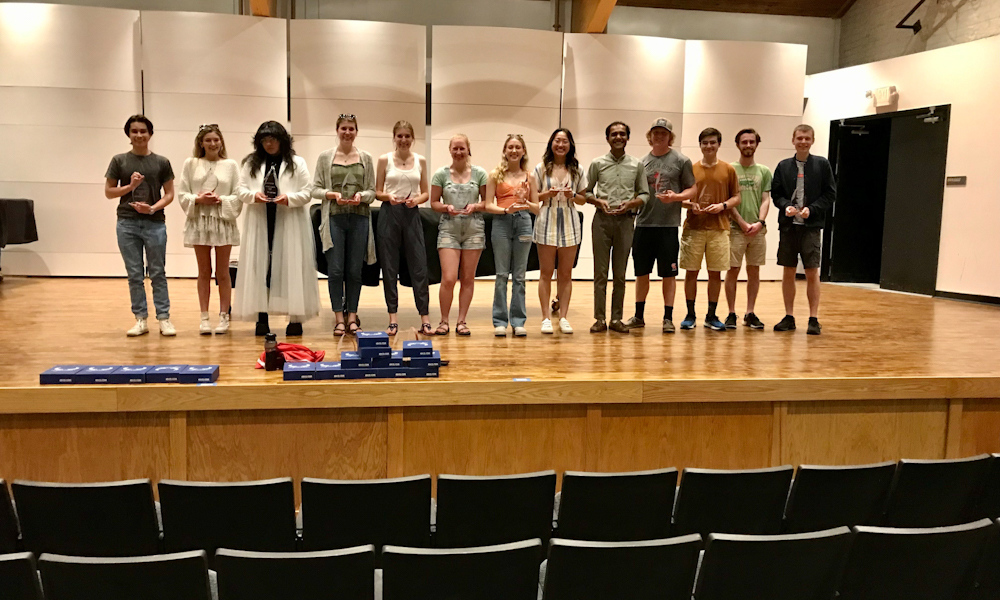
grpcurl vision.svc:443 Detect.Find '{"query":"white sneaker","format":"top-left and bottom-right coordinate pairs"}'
top-left (494, 326), bottom-right (507, 337)
top-left (127, 318), bottom-right (148, 337)
top-left (199, 312), bottom-right (212, 335)
top-left (540, 318), bottom-right (554, 334)
top-left (559, 318), bottom-right (574, 334)
top-left (158, 318), bottom-right (176, 336)
top-left (513, 326), bottom-right (527, 337)
top-left (214, 312), bottom-right (230, 334)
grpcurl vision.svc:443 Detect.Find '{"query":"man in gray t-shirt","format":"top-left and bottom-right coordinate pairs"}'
top-left (624, 118), bottom-right (697, 334)
top-left (104, 115), bottom-right (176, 337)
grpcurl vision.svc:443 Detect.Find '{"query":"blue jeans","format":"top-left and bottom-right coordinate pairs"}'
top-left (325, 213), bottom-right (369, 313)
top-left (116, 218), bottom-right (170, 320)
top-left (491, 211), bottom-right (532, 327)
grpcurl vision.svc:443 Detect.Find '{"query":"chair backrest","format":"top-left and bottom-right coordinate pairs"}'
top-left (978, 454), bottom-right (1000, 520)
top-left (38, 550), bottom-right (212, 600)
top-left (382, 539), bottom-right (543, 600)
top-left (838, 519), bottom-right (996, 600)
top-left (0, 480), bottom-right (21, 553)
top-left (882, 454), bottom-right (991, 527)
top-left (543, 535), bottom-right (701, 600)
top-left (300, 475), bottom-right (431, 554)
top-left (158, 478), bottom-right (296, 561)
top-left (693, 527), bottom-right (853, 600)
top-left (435, 471), bottom-right (556, 548)
top-left (970, 519), bottom-right (1000, 600)
top-left (556, 468), bottom-right (677, 542)
top-left (215, 546), bottom-right (376, 600)
top-left (0, 552), bottom-right (43, 600)
top-left (783, 461), bottom-right (896, 533)
top-left (673, 466), bottom-right (794, 537)
top-left (11, 479), bottom-right (159, 557)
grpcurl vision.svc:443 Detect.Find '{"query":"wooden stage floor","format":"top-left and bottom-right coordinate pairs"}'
top-left (0, 277), bottom-right (998, 389)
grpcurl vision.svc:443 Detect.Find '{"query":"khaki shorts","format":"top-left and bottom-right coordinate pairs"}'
top-left (680, 228), bottom-right (730, 272)
top-left (730, 225), bottom-right (767, 268)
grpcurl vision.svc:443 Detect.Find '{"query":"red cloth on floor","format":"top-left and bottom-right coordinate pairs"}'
top-left (255, 343), bottom-right (326, 369)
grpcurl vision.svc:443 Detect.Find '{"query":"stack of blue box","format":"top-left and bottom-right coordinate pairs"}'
top-left (283, 335), bottom-right (443, 381)
top-left (40, 365), bottom-right (220, 385)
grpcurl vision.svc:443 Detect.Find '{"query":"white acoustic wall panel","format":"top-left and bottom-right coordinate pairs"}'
top-left (140, 11), bottom-right (289, 277)
top-left (289, 19), bottom-right (426, 198)
top-left (0, 3), bottom-right (142, 276)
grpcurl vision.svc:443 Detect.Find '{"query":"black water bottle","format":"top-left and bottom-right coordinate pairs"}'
top-left (264, 333), bottom-right (284, 371)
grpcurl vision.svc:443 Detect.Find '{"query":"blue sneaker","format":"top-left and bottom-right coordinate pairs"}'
top-left (680, 315), bottom-right (696, 330)
top-left (704, 316), bottom-right (727, 331)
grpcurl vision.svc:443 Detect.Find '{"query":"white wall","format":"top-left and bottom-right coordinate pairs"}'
top-left (803, 35), bottom-right (1000, 298)
top-left (607, 5), bottom-right (838, 74)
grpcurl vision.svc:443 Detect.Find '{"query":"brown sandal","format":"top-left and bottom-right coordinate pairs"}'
top-left (333, 322), bottom-right (346, 336)
top-left (386, 323), bottom-right (399, 336)
top-left (456, 321), bottom-right (471, 336)
top-left (435, 322), bottom-right (450, 335)
top-left (420, 322), bottom-right (434, 336)
top-left (348, 321), bottom-right (361, 335)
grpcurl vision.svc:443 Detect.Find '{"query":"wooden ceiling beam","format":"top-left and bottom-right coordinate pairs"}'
top-left (573, 0), bottom-right (619, 33)
top-left (249, 0), bottom-right (274, 18)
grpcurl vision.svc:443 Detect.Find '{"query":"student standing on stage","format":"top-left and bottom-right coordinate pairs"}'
top-left (430, 134), bottom-right (488, 337)
top-left (585, 121), bottom-right (649, 334)
top-left (311, 114), bottom-right (377, 336)
top-left (771, 124), bottom-right (836, 335)
top-left (177, 124), bottom-right (242, 335)
top-left (485, 135), bottom-right (539, 338)
top-left (624, 118), bottom-right (696, 334)
top-left (375, 121), bottom-right (432, 336)
top-left (234, 120), bottom-right (319, 336)
top-left (724, 128), bottom-right (771, 330)
top-left (534, 128), bottom-right (587, 335)
top-left (679, 127), bottom-right (741, 332)
top-left (105, 115), bottom-right (176, 337)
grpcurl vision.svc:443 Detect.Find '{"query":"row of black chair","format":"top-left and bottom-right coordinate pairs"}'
top-left (3, 519), bottom-right (998, 600)
top-left (3, 454), bottom-right (998, 562)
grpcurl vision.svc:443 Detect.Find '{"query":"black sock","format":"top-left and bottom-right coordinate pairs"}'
top-left (257, 312), bottom-right (269, 325)
top-left (707, 301), bottom-right (718, 319)
top-left (686, 299), bottom-right (696, 317)
top-left (664, 306), bottom-right (673, 321)
top-left (635, 301), bottom-right (646, 320)
top-left (809, 316), bottom-right (819, 323)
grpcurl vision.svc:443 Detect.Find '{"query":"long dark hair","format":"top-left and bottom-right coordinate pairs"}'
top-left (243, 121), bottom-right (296, 175)
top-left (542, 128), bottom-right (580, 178)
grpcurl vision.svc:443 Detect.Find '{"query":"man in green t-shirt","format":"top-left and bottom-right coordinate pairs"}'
top-left (724, 128), bottom-right (772, 330)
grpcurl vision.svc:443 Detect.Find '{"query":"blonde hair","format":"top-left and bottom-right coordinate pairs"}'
top-left (193, 124), bottom-right (227, 159)
top-left (490, 134), bottom-right (529, 183)
top-left (793, 124), bottom-right (815, 138)
top-left (392, 120), bottom-right (415, 137)
top-left (449, 134), bottom-right (472, 157)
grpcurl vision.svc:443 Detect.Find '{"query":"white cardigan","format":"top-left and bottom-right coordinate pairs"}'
top-left (232, 154), bottom-right (320, 322)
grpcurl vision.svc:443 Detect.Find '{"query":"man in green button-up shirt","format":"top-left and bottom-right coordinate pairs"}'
top-left (584, 121), bottom-right (650, 333)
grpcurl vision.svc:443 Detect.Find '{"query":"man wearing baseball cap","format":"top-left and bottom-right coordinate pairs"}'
top-left (624, 118), bottom-right (696, 333)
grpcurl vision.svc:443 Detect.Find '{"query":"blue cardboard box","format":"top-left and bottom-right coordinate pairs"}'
top-left (40, 365), bottom-right (83, 385)
top-left (283, 362), bottom-right (316, 381)
top-left (402, 340), bottom-right (434, 357)
top-left (110, 365), bottom-right (152, 384)
top-left (359, 347), bottom-right (392, 361)
top-left (180, 365), bottom-right (220, 384)
top-left (73, 366), bottom-right (119, 384)
top-left (372, 351), bottom-right (404, 368)
top-left (340, 351), bottom-right (373, 369)
top-left (315, 362), bottom-right (348, 380)
top-left (347, 368), bottom-right (381, 379)
top-left (356, 331), bottom-right (390, 348)
top-left (146, 365), bottom-right (188, 384)
top-left (375, 367), bottom-right (410, 379)
top-left (407, 351), bottom-right (441, 369)
top-left (407, 366), bottom-right (440, 378)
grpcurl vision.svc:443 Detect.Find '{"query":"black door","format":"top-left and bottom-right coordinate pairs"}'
top-left (880, 106), bottom-right (950, 295)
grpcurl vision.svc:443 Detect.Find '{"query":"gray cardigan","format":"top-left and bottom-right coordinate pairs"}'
top-left (309, 149), bottom-right (377, 262)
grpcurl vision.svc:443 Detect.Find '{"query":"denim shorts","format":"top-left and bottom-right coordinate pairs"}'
top-left (437, 214), bottom-right (486, 250)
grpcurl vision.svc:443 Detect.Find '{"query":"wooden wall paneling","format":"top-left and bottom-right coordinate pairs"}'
top-left (598, 402), bottom-right (774, 472)
top-left (781, 399), bottom-right (950, 466)
top-left (959, 398), bottom-right (1000, 457)
top-left (387, 408), bottom-right (404, 478)
top-left (0, 412), bottom-right (169, 483)
top-left (945, 399), bottom-right (963, 458)
top-left (186, 409), bottom-right (387, 502)
top-left (401, 405), bottom-right (588, 490)
top-left (585, 405), bottom-right (602, 471)
top-left (169, 412), bottom-right (187, 480)
top-left (771, 401), bottom-right (786, 466)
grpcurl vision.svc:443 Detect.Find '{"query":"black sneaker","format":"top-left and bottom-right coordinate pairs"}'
top-left (807, 318), bottom-right (822, 335)
top-left (774, 315), bottom-right (796, 332)
top-left (286, 322), bottom-right (303, 336)
top-left (724, 313), bottom-right (737, 329)
top-left (744, 313), bottom-right (765, 330)
top-left (255, 313), bottom-right (270, 336)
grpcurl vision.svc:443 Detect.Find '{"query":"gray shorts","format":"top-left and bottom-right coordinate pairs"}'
top-left (437, 214), bottom-right (486, 250)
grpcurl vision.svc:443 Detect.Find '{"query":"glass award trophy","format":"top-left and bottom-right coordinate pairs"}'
top-left (263, 164), bottom-right (279, 200)
top-left (340, 168), bottom-right (358, 202)
top-left (200, 166), bottom-right (218, 193)
top-left (131, 179), bottom-right (151, 206)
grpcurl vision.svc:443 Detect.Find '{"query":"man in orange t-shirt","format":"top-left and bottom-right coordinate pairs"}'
top-left (679, 128), bottom-right (741, 331)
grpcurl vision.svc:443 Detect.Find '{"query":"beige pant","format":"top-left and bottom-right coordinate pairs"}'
top-left (680, 228), bottom-right (730, 272)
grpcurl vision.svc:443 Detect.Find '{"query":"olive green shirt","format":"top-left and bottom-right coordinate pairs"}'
top-left (584, 151), bottom-right (650, 210)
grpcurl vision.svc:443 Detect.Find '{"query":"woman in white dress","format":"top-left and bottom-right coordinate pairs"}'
top-left (176, 124), bottom-right (242, 334)
top-left (233, 120), bottom-right (319, 336)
